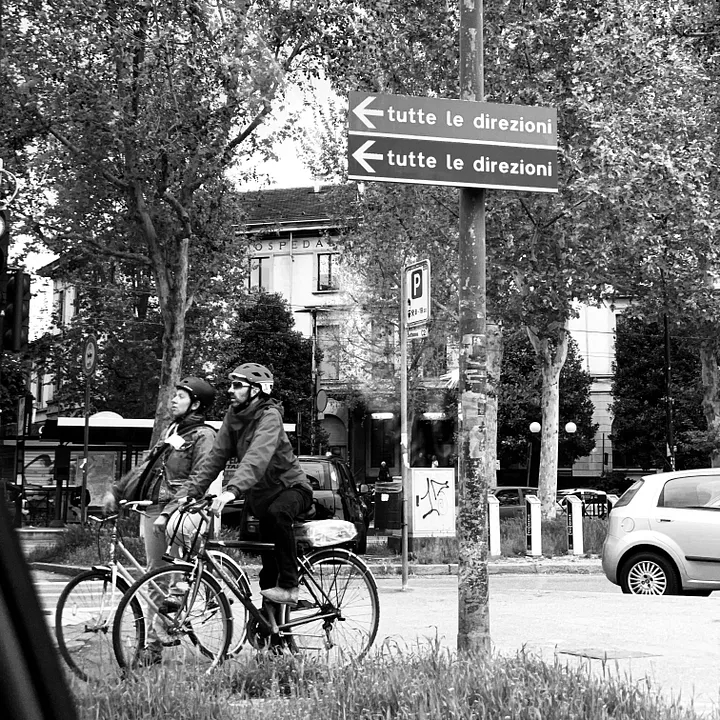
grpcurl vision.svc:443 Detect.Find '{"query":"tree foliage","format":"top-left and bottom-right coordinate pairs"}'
top-left (498, 332), bottom-right (597, 469)
top-left (611, 316), bottom-right (708, 471)
top-left (1, 0), bottom-right (370, 442)
top-left (207, 292), bottom-right (321, 453)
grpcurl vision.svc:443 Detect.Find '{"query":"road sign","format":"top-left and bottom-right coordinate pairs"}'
top-left (405, 260), bottom-right (431, 328)
top-left (82, 335), bottom-right (97, 376)
top-left (348, 92), bottom-right (557, 192)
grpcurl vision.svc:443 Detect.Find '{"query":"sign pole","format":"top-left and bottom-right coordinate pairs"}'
top-left (457, 0), bottom-right (491, 652)
top-left (400, 265), bottom-right (409, 590)
top-left (81, 335), bottom-right (98, 525)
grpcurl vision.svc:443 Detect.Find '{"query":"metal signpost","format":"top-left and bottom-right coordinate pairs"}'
top-left (81, 335), bottom-right (98, 524)
top-left (348, 3), bottom-right (558, 652)
top-left (400, 260), bottom-right (431, 588)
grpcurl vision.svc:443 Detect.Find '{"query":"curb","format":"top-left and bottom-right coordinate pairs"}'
top-left (32, 557), bottom-right (603, 578)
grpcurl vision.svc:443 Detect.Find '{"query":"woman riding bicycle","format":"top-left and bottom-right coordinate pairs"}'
top-left (102, 376), bottom-right (218, 571)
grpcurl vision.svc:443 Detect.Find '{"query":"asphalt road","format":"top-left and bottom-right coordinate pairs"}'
top-left (374, 574), bottom-right (719, 718)
top-left (37, 571), bottom-right (720, 717)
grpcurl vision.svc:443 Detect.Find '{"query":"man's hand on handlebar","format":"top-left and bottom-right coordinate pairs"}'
top-left (211, 491), bottom-right (236, 517)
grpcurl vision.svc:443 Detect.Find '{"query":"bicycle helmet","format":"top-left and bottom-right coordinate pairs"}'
top-left (175, 377), bottom-right (217, 412)
top-left (228, 363), bottom-right (274, 395)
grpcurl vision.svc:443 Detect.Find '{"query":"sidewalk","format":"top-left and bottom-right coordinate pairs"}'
top-left (32, 553), bottom-right (603, 578)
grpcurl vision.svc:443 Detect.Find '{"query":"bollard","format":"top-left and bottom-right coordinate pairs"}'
top-left (525, 494), bottom-right (542, 557)
top-left (565, 495), bottom-right (584, 555)
top-left (487, 494), bottom-right (501, 557)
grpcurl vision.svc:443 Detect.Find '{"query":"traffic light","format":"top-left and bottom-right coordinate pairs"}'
top-left (3, 269), bottom-right (31, 352)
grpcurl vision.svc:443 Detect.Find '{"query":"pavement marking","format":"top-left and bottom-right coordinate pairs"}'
top-left (557, 646), bottom-right (659, 660)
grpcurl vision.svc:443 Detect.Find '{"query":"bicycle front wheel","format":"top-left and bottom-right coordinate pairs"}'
top-left (113, 564), bottom-right (231, 672)
top-left (55, 568), bottom-right (136, 682)
top-left (289, 548), bottom-right (379, 662)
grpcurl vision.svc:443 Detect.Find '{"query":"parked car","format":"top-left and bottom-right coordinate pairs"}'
top-left (556, 488), bottom-right (608, 517)
top-left (491, 486), bottom-right (539, 518)
top-left (602, 468), bottom-right (720, 595)
top-left (221, 454), bottom-right (369, 553)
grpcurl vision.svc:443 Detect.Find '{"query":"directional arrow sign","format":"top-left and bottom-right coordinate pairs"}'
top-left (348, 91), bottom-right (558, 192)
top-left (348, 134), bottom-right (557, 192)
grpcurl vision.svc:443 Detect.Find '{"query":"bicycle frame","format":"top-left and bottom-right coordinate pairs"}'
top-left (83, 501), bottom-right (152, 628)
top-left (180, 502), bottom-right (351, 643)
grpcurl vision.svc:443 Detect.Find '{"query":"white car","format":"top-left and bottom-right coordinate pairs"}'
top-left (602, 468), bottom-right (720, 595)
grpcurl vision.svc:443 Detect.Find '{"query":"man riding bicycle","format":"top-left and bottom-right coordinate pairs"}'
top-left (174, 363), bottom-right (313, 606)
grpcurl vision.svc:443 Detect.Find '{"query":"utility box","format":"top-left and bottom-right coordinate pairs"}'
top-left (374, 479), bottom-right (403, 532)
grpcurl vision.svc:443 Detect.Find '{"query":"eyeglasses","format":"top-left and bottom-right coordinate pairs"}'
top-left (230, 380), bottom-right (251, 390)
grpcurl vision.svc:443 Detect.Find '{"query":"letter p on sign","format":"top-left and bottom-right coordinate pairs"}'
top-left (405, 260), bottom-right (431, 328)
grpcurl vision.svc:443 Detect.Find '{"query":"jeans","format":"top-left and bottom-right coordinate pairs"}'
top-left (258, 487), bottom-right (312, 590)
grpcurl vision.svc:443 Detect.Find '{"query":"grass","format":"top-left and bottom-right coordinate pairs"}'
top-left (66, 643), bottom-right (714, 720)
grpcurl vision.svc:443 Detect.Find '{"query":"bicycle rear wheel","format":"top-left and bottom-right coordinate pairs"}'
top-left (112, 564), bottom-right (230, 672)
top-left (289, 548), bottom-right (379, 662)
top-left (55, 568), bottom-right (136, 682)
top-left (206, 549), bottom-right (251, 657)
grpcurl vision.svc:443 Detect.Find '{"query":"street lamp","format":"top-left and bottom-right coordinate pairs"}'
top-left (527, 421), bottom-right (576, 485)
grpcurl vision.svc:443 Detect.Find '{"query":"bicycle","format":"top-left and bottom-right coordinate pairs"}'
top-left (54, 499), bottom-right (152, 682)
top-left (112, 496), bottom-right (380, 672)
top-left (55, 498), bottom-right (251, 681)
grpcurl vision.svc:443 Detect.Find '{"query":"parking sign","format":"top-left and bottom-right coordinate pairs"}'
top-left (405, 260), bottom-right (431, 328)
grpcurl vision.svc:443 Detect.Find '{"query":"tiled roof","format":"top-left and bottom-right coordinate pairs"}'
top-left (241, 183), bottom-right (358, 227)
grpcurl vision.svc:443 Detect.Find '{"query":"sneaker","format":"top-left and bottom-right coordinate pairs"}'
top-left (260, 586), bottom-right (299, 606)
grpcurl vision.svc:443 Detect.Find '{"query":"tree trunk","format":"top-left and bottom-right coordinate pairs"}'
top-left (700, 343), bottom-right (720, 467)
top-left (485, 321), bottom-right (503, 490)
top-left (134, 193), bottom-right (190, 447)
top-left (527, 324), bottom-right (569, 519)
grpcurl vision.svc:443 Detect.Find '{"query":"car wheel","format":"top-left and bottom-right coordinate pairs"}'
top-left (620, 552), bottom-right (679, 595)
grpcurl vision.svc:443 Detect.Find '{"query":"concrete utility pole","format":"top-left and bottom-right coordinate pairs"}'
top-left (457, 0), bottom-right (490, 651)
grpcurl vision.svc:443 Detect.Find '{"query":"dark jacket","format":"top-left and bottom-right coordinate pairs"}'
top-left (179, 396), bottom-right (311, 516)
top-left (110, 414), bottom-right (216, 509)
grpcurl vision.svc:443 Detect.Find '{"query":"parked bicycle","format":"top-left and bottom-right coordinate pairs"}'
top-left (55, 498), bottom-right (250, 681)
top-left (112, 496), bottom-right (380, 672)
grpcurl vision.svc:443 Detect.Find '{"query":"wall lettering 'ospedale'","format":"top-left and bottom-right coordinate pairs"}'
top-left (252, 238), bottom-right (337, 254)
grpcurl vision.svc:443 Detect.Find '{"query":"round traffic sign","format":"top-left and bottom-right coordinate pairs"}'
top-left (82, 335), bottom-right (98, 376)
top-left (315, 389), bottom-right (328, 413)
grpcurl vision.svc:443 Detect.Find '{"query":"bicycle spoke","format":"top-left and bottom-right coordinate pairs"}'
top-left (55, 569), bottom-right (129, 682)
top-left (288, 549), bottom-right (379, 662)
top-left (113, 566), bottom-right (230, 672)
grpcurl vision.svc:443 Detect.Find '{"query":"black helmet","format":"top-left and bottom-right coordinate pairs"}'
top-left (228, 363), bottom-right (274, 394)
top-left (176, 377), bottom-right (217, 412)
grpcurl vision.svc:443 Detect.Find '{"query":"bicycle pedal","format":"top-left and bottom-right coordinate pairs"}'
top-left (295, 599), bottom-right (315, 610)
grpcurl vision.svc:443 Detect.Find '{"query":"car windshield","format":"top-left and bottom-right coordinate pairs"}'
top-left (614, 479), bottom-right (643, 508)
top-left (299, 462), bottom-right (330, 491)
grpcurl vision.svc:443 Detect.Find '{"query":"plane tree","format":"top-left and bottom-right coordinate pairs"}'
top-left (1, 0), bottom-right (369, 442)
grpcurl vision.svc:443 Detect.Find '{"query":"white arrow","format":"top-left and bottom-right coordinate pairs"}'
top-left (352, 95), bottom-right (384, 129)
top-left (352, 140), bottom-right (384, 173)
